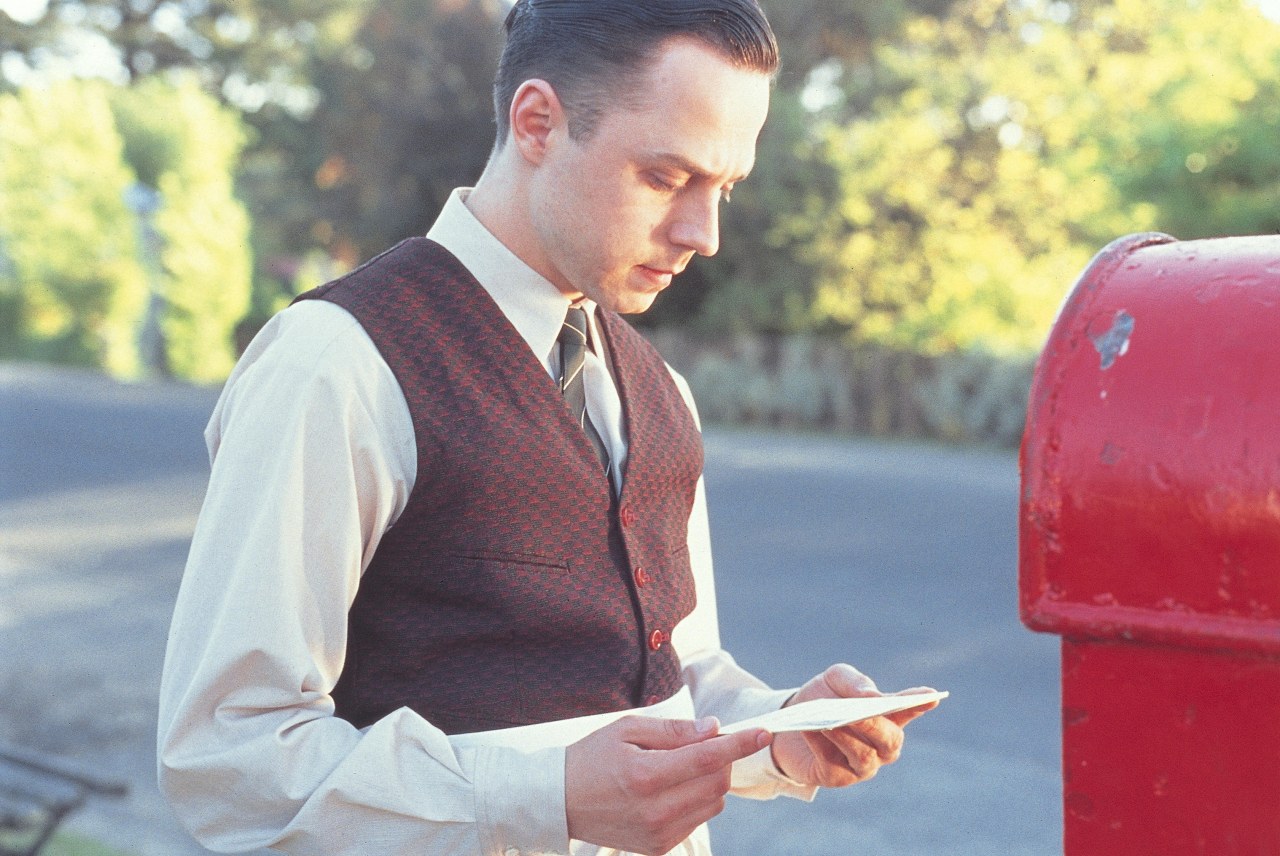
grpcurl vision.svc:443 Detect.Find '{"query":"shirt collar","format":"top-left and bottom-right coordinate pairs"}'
top-left (426, 188), bottom-right (596, 365)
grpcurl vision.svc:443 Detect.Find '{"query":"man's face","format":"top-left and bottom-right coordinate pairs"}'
top-left (528, 38), bottom-right (772, 314)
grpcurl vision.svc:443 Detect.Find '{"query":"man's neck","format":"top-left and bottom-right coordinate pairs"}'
top-left (466, 159), bottom-right (582, 303)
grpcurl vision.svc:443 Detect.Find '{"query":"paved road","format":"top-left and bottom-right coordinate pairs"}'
top-left (0, 363), bottom-right (1061, 855)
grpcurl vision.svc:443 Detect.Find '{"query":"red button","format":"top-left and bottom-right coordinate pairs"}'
top-left (620, 504), bottom-right (637, 528)
top-left (634, 566), bottom-right (651, 588)
top-left (646, 695), bottom-right (663, 707)
top-left (648, 629), bottom-right (668, 651)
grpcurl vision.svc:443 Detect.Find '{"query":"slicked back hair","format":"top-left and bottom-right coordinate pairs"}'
top-left (493, 0), bottom-right (779, 146)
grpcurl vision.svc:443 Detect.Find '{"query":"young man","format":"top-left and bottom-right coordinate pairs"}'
top-left (158, 2), bottom-right (936, 854)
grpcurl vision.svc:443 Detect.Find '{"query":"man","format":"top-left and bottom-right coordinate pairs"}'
top-left (158, 2), bottom-right (937, 854)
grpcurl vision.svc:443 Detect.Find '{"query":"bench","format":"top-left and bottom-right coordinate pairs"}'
top-left (0, 743), bottom-right (127, 856)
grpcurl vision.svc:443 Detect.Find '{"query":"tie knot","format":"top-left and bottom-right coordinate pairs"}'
top-left (560, 305), bottom-right (590, 347)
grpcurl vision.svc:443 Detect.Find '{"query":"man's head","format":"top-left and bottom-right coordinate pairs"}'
top-left (468, 0), bottom-right (777, 315)
top-left (493, 0), bottom-right (779, 146)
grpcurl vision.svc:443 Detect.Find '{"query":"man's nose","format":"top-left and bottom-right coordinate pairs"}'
top-left (669, 193), bottom-right (721, 258)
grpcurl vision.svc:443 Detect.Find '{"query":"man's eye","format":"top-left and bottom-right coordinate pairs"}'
top-left (646, 173), bottom-right (680, 192)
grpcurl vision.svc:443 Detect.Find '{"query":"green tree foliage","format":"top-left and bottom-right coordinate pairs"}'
top-left (112, 77), bottom-right (253, 381)
top-left (642, 0), bottom-right (958, 330)
top-left (764, 0), bottom-right (957, 81)
top-left (5, 0), bottom-right (1279, 390)
top-left (0, 80), bottom-right (147, 375)
top-left (306, 0), bottom-right (506, 263)
top-left (662, 90), bottom-right (836, 334)
top-left (0, 76), bottom-right (251, 381)
top-left (773, 0), bottom-right (1280, 354)
top-left (2, 0), bottom-right (369, 325)
top-left (5, 0), bottom-right (364, 95)
top-left (1086, 0), bottom-right (1280, 238)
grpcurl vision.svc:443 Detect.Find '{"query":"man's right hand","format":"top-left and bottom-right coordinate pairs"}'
top-left (565, 715), bottom-right (770, 855)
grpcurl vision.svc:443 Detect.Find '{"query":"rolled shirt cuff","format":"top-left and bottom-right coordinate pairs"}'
top-left (470, 744), bottom-right (570, 855)
top-left (731, 743), bottom-right (819, 802)
top-left (726, 686), bottom-right (819, 802)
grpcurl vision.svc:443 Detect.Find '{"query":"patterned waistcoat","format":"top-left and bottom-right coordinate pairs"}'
top-left (294, 238), bottom-right (703, 733)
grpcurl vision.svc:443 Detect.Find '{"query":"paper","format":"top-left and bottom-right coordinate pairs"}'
top-left (719, 690), bottom-right (948, 735)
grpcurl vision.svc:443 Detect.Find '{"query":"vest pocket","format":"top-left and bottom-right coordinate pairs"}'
top-left (667, 542), bottom-right (691, 574)
top-left (446, 553), bottom-right (582, 626)
top-left (450, 550), bottom-right (569, 572)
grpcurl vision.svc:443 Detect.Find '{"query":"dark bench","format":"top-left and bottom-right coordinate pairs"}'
top-left (0, 743), bottom-right (128, 856)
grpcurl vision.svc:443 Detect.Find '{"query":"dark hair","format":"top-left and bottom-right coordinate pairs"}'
top-left (493, 0), bottom-right (779, 145)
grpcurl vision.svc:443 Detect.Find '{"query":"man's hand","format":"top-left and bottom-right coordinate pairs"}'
top-left (566, 715), bottom-right (770, 856)
top-left (770, 663), bottom-right (938, 788)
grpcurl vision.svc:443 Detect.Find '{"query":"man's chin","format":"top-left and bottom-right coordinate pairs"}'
top-left (607, 292), bottom-right (662, 315)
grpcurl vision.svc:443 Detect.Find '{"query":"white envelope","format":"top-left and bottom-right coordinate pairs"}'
top-left (720, 690), bottom-right (948, 734)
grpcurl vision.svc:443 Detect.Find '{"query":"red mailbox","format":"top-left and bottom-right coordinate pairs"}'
top-left (1020, 232), bottom-right (1280, 854)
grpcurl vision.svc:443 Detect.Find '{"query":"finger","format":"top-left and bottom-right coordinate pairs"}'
top-left (821, 663), bottom-right (879, 697)
top-left (885, 688), bottom-right (942, 726)
top-left (665, 729), bottom-right (771, 785)
top-left (888, 701), bottom-right (939, 726)
top-left (615, 715), bottom-right (721, 751)
top-left (825, 715), bottom-right (904, 764)
top-left (802, 730), bottom-right (876, 785)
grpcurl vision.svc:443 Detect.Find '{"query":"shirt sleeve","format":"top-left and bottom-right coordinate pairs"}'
top-left (665, 368), bottom-right (818, 803)
top-left (156, 301), bottom-right (571, 855)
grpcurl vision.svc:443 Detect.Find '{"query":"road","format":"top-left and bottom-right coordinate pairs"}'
top-left (0, 363), bottom-right (1061, 855)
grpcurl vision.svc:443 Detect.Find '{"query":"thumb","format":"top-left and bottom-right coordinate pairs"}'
top-left (886, 687), bottom-right (942, 726)
top-left (823, 663), bottom-right (880, 698)
top-left (615, 714), bottom-right (720, 750)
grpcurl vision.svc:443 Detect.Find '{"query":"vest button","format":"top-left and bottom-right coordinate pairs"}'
top-left (634, 566), bottom-right (651, 588)
top-left (620, 504), bottom-right (637, 528)
top-left (648, 629), bottom-right (668, 651)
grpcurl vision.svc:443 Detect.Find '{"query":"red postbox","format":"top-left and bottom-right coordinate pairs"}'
top-left (1020, 232), bottom-right (1280, 855)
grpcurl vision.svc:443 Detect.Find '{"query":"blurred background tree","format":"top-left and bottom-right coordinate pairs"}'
top-left (1, 0), bottom-right (1278, 441)
top-left (784, 0), bottom-right (1280, 354)
top-left (306, 0), bottom-right (506, 264)
top-left (0, 80), bottom-right (147, 376)
top-left (111, 76), bottom-right (252, 381)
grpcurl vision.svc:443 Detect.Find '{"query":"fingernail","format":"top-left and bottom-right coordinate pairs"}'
top-left (756, 730), bottom-right (772, 749)
top-left (695, 716), bottom-right (718, 735)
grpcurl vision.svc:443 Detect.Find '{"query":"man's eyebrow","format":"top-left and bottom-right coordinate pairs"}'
top-left (644, 151), bottom-right (751, 184)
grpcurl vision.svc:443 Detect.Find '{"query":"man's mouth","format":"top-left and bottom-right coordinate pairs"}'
top-left (640, 262), bottom-right (686, 277)
top-left (636, 266), bottom-right (674, 290)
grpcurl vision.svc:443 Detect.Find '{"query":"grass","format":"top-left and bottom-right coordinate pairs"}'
top-left (0, 828), bottom-right (135, 856)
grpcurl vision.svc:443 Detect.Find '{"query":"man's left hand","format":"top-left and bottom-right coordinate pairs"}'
top-left (769, 663), bottom-right (938, 788)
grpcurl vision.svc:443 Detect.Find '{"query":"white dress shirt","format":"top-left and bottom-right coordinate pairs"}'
top-left (157, 189), bottom-right (813, 856)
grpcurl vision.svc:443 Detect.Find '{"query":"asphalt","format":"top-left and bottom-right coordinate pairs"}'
top-left (0, 363), bottom-right (1061, 855)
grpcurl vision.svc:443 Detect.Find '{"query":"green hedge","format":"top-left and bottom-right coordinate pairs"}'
top-left (651, 330), bottom-right (1034, 447)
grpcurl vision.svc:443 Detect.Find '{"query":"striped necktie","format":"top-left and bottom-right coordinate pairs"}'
top-left (558, 305), bottom-right (611, 477)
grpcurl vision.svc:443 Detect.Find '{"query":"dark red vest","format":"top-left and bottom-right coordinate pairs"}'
top-left (294, 238), bottom-right (703, 733)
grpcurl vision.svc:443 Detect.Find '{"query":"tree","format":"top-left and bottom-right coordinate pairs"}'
top-left (646, 0), bottom-right (963, 331)
top-left (783, 0), bottom-right (1280, 354)
top-left (3, 0), bottom-right (366, 95)
top-left (1, 0), bottom-right (369, 328)
top-left (112, 76), bottom-right (253, 381)
top-left (760, 0), bottom-right (960, 85)
top-left (304, 0), bottom-right (507, 264)
top-left (1087, 0), bottom-right (1280, 238)
top-left (651, 90), bottom-right (836, 334)
top-left (0, 79), bottom-right (147, 375)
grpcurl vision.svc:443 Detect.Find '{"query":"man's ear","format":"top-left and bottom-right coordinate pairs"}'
top-left (508, 79), bottom-right (566, 166)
